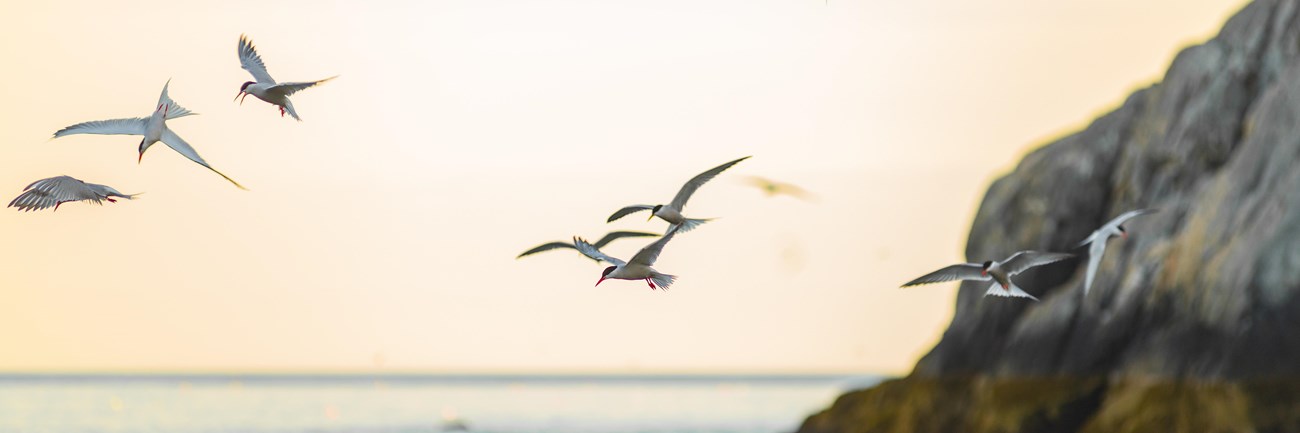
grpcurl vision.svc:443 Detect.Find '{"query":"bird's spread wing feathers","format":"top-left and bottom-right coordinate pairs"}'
top-left (517, 242), bottom-right (577, 259)
top-left (160, 129), bottom-right (247, 190)
top-left (1103, 208), bottom-right (1159, 231)
top-left (628, 225), bottom-right (680, 267)
top-left (269, 76), bottom-right (337, 98)
top-left (900, 263), bottom-right (988, 287)
top-left (1002, 251), bottom-right (1074, 276)
top-left (573, 237), bottom-right (625, 266)
top-left (238, 34), bottom-right (276, 84)
top-left (53, 118), bottom-right (147, 138)
top-left (593, 231), bottom-right (660, 248)
top-left (669, 156), bottom-right (750, 210)
top-left (7, 176), bottom-right (99, 211)
top-left (157, 79), bottom-right (196, 120)
top-left (607, 205), bottom-right (654, 222)
top-left (1083, 240), bottom-right (1108, 296)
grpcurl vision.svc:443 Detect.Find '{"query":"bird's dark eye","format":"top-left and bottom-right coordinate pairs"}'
top-left (651, 205), bottom-right (662, 212)
top-left (602, 266), bottom-right (616, 277)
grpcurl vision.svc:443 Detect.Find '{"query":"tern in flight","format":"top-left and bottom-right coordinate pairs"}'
top-left (742, 175), bottom-right (818, 202)
top-left (1077, 208), bottom-right (1158, 296)
top-left (8, 176), bottom-right (136, 212)
top-left (607, 156), bottom-right (750, 233)
top-left (236, 34), bottom-right (337, 121)
top-left (518, 231), bottom-right (661, 262)
top-left (575, 226), bottom-right (682, 290)
top-left (901, 251), bottom-right (1075, 301)
top-left (52, 80), bottom-right (246, 189)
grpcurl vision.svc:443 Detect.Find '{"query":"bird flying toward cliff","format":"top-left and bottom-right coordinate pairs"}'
top-left (1077, 208), bottom-right (1159, 296)
top-left (901, 251), bottom-right (1075, 301)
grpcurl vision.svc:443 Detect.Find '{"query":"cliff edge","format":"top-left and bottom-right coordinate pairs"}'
top-left (800, 1), bottom-right (1300, 431)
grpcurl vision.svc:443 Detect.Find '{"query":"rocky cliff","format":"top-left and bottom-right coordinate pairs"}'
top-left (800, 1), bottom-right (1300, 432)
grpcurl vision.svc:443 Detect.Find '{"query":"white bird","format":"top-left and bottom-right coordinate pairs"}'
top-left (52, 81), bottom-right (246, 189)
top-left (607, 156), bottom-right (750, 233)
top-left (518, 231), bottom-right (661, 262)
top-left (7, 175), bottom-right (136, 212)
top-left (1076, 208), bottom-right (1159, 296)
top-left (236, 34), bottom-right (336, 121)
top-left (574, 225), bottom-right (682, 290)
top-left (901, 251), bottom-right (1075, 301)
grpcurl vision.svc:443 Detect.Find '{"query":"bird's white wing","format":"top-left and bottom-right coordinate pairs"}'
top-left (238, 34), bottom-right (276, 84)
top-left (517, 242), bottom-right (577, 259)
top-left (628, 226), bottom-right (680, 267)
top-left (157, 79), bottom-right (196, 120)
top-left (7, 176), bottom-right (100, 211)
top-left (1002, 251), bottom-right (1074, 276)
top-left (607, 205), bottom-right (655, 222)
top-left (573, 237), bottom-right (626, 266)
top-left (159, 128), bottom-right (248, 190)
top-left (52, 118), bottom-right (147, 138)
top-left (1083, 240), bottom-right (1109, 296)
top-left (269, 76), bottom-right (337, 98)
top-left (669, 156), bottom-right (750, 210)
top-left (1075, 230), bottom-right (1103, 248)
top-left (900, 264), bottom-right (989, 287)
top-left (592, 231), bottom-right (661, 248)
top-left (1101, 208), bottom-right (1159, 232)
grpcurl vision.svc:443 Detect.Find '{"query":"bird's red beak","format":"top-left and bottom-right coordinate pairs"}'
top-left (981, 270), bottom-right (987, 277)
top-left (138, 151), bottom-right (144, 164)
top-left (595, 276), bottom-right (607, 287)
top-left (1122, 232), bottom-right (1128, 240)
top-left (234, 91), bottom-right (242, 102)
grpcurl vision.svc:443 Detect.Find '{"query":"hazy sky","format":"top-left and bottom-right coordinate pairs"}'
top-left (0, 0), bottom-right (1244, 374)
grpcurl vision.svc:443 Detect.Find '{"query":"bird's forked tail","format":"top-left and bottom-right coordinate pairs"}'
top-left (651, 273), bottom-right (677, 290)
top-left (672, 218), bottom-right (712, 234)
top-left (984, 281), bottom-right (1039, 301)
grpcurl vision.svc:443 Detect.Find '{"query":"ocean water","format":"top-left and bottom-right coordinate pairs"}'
top-left (0, 374), bottom-right (880, 433)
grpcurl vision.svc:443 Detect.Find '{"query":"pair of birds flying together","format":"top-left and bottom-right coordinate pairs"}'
top-left (7, 35), bottom-right (334, 212)
top-left (901, 209), bottom-right (1157, 301)
top-left (517, 156), bottom-right (751, 290)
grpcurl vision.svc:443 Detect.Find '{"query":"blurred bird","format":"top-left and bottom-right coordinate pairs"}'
top-left (518, 231), bottom-right (661, 262)
top-left (8, 175), bottom-right (136, 212)
top-left (52, 80), bottom-right (246, 189)
top-left (236, 34), bottom-right (337, 121)
top-left (607, 156), bottom-right (750, 233)
top-left (742, 176), bottom-right (818, 202)
top-left (901, 251), bottom-right (1074, 301)
top-left (575, 226), bottom-right (682, 290)
top-left (1077, 208), bottom-right (1159, 296)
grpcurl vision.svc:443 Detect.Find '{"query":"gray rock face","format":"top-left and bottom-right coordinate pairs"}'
top-left (915, 0), bottom-right (1300, 380)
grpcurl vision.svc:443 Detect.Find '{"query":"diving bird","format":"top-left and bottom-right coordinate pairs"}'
top-left (8, 176), bottom-right (136, 212)
top-left (52, 81), bottom-right (246, 189)
top-left (606, 156), bottom-right (750, 233)
top-left (574, 225), bottom-right (682, 290)
top-left (236, 34), bottom-right (337, 121)
top-left (901, 251), bottom-right (1075, 301)
top-left (518, 231), bottom-right (661, 262)
top-left (742, 175), bottom-right (818, 202)
top-left (1077, 208), bottom-right (1159, 296)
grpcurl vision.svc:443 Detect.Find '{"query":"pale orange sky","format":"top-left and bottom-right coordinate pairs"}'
top-left (0, 0), bottom-right (1245, 374)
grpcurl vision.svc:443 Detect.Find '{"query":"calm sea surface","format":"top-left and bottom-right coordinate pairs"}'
top-left (0, 374), bottom-right (880, 433)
